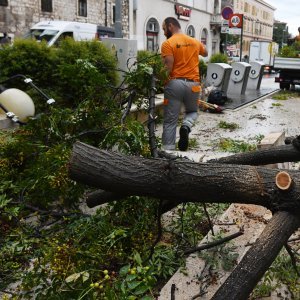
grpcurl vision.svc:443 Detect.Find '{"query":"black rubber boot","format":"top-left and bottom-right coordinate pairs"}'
top-left (178, 125), bottom-right (190, 151)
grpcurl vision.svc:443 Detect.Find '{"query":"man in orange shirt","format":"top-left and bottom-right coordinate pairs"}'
top-left (161, 17), bottom-right (207, 151)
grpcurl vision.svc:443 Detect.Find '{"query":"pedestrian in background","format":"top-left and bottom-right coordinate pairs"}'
top-left (161, 17), bottom-right (207, 151)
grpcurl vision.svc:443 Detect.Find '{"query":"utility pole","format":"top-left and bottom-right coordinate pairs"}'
top-left (115, 0), bottom-right (123, 38)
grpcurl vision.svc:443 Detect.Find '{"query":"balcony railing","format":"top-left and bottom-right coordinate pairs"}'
top-left (210, 14), bottom-right (222, 25)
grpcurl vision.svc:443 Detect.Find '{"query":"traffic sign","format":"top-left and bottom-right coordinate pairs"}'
top-left (221, 6), bottom-right (233, 20)
top-left (222, 20), bottom-right (229, 26)
top-left (229, 14), bottom-right (243, 28)
top-left (221, 26), bottom-right (229, 33)
top-left (228, 28), bottom-right (241, 35)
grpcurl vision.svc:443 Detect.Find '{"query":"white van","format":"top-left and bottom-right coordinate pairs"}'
top-left (24, 21), bottom-right (98, 46)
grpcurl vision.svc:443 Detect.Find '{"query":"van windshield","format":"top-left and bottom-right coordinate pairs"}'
top-left (24, 29), bottom-right (59, 43)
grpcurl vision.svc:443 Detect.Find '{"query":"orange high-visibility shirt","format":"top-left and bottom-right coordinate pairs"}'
top-left (161, 33), bottom-right (206, 82)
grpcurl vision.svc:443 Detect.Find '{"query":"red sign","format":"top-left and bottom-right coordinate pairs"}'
top-left (229, 14), bottom-right (243, 28)
top-left (221, 6), bottom-right (233, 20)
top-left (175, 5), bottom-right (191, 21)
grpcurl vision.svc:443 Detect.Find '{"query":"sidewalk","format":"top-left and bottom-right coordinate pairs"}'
top-left (156, 91), bottom-right (300, 161)
top-left (157, 92), bottom-right (300, 299)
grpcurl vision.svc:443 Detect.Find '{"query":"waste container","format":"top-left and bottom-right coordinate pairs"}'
top-left (228, 62), bottom-right (251, 95)
top-left (206, 63), bottom-right (232, 95)
top-left (247, 61), bottom-right (265, 90)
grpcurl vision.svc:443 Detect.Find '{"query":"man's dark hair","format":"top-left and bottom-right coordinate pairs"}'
top-left (164, 17), bottom-right (181, 29)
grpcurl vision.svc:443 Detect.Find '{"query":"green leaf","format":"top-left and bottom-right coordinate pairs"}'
top-left (0, 195), bottom-right (10, 208)
top-left (65, 272), bottom-right (81, 283)
top-left (121, 281), bottom-right (126, 294)
top-left (133, 252), bottom-right (142, 265)
top-left (81, 271), bottom-right (90, 283)
top-left (65, 271), bottom-right (89, 283)
top-left (127, 280), bottom-right (141, 290)
top-left (119, 265), bottom-right (130, 277)
top-left (126, 274), bottom-right (138, 281)
top-left (133, 284), bottom-right (150, 295)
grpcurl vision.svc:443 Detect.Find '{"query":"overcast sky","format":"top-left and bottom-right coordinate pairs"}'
top-left (267, 0), bottom-right (299, 36)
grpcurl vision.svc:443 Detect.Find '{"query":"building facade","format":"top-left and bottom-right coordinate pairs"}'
top-left (221, 0), bottom-right (275, 56)
top-left (0, 0), bottom-right (130, 39)
top-left (129, 0), bottom-right (222, 59)
top-left (1, 0), bottom-right (224, 59)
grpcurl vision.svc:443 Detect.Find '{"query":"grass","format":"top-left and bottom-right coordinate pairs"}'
top-left (218, 121), bottom-right (239, 130)
top-left (217, 138), bottom-right (257, 153)
top-left (272, 90), bottom-right (300, 100)
top-left (188, 137), bottom-right (198, 149)
top-left (271, 102), bottom-right (282, 107)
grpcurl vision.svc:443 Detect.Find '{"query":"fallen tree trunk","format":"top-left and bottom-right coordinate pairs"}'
top-left (84, 140), bottom-right (300, 209)
top-left (212, 210), bottom-right (300, 300)
top-left (69, 142), bottom-right (300, 298)
top-left (69, 142), bottom-right (300, 213)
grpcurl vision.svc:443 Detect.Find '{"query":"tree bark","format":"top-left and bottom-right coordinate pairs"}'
top-left (211, 211), bottom-right (300, 300)
top-left (85, 189), bottom-right (129, 208)
top-left (69, 142), bottom-right (300, 213)
top-left (83, 142), bottom-right (300, 209)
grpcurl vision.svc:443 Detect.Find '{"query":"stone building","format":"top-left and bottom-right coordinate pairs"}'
top-left (0, 0), bottom-right (130, 39)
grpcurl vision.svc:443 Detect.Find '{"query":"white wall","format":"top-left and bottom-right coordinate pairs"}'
top-left (132, 0), bottom-right (214, 60)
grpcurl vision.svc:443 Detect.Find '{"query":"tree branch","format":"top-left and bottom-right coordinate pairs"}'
top-left (184, 230), bottom-right (244, 256)
top-left (211, 211), bottom-right (300, 300)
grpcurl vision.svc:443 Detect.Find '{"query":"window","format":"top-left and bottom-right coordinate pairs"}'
top-left (0, 0), bottom-right (8, 6)
top-left (146, 18), bottom-right (159, 33)
top-left (41, 0), bottom-right (52, 12)
top-left (112, 4), bottom-right (116, 23)
top-left (201, 29), bottom-right (208, 45)
top-left (213, 0), bottom-right (219, 15)
top-left (244, 2), bottom-right (249, 13)
top-left (55, 32), bottom-right (74, 46)
top-left (146, 18), bottom-right (159, 52)
top-left (78, 0), bottom-right (87, 17)
top-left (187, 25), bottom-right (195, 37)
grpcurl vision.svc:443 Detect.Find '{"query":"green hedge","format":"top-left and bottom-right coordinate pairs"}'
top-left (0, 38), bottom-right (118, 109)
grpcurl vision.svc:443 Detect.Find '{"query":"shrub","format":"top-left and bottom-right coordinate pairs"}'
top-left (53, 38), bottom-right (118, 106)
top-left (0, 38), bottom-right (119, 109)
top-left (0, 39), bottom-right (125, 208)
top-left (0, 39), bottom-right (55, 91)
top-left (209, 52), bottom-right (229, 64)
top-left (125, 50), bottom-right (167, 94)
top-left (279, 41), bottom-right (300, 58)
top-left (199, 59), bottom-right (207, 80)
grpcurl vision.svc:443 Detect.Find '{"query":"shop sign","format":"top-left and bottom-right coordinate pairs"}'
top-left (175, 5), bottom-right (191, 21)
